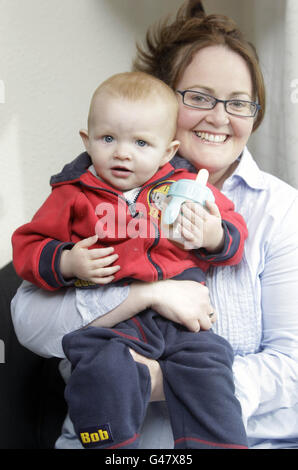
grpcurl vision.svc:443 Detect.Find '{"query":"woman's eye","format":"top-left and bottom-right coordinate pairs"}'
top-left (190, 94), bottom-right (210, 104)
top-left (192, 95), bottom-right (205, 102)
top-left (136, 139), bottom-right (147, 147)
top-left (103, 135), bottom-right (114, 143)
top-left (231, 101), bottom-right (245, 108)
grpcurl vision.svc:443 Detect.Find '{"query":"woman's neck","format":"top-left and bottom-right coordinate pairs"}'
top-left (208, 160), bottom-right (239, 190)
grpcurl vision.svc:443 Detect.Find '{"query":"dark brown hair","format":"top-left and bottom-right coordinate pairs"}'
top-left (133, 1), bottom-right (265, 131)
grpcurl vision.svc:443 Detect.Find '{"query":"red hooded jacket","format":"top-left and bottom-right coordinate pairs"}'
top-left (12, 153), bottom-right (248, 291)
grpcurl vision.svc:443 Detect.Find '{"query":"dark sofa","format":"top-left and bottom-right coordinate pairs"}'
top-left (0, 262), bottom-right (67, 449)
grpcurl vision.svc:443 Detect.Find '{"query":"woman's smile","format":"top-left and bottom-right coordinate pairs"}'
top-left (193, 131), bottom-right (229, 144)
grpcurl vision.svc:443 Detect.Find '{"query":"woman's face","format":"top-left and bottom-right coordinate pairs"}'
top-left (175, 45), bottom-right (255, 186)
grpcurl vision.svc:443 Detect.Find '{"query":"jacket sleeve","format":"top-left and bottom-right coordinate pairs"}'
top-left (196, 184), bottom-right (248, 266)
top-left (12, 184), bottom-right (79, 291)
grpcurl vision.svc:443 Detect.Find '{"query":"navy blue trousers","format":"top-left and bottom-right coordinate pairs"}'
top-left (62, 269), bottom-right (248, 450)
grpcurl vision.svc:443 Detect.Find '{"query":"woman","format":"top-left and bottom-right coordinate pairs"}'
top-left (11, 1), bottom-right (298, 449)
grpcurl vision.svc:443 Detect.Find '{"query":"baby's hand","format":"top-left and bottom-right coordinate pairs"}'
top-left (60, 234), bottom-right (120, 284)
top-left (167, 200), bottom-right (224, 252)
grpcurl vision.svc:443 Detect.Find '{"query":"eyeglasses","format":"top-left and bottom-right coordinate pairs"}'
top-left (176, 89), bottom-right (261, 118)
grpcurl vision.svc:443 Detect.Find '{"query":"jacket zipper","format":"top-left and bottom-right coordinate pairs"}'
top-left (146, 219), bottom-right (163, 280)
top-left (131, 172), bottom-right (176, 281)
top-left (80, 169), bottom-right (176, 280)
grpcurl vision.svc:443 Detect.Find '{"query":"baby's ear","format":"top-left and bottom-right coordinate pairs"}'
top-left (79, 129), bottom-right (89, 150)
top-left (161, 140), bottom-right (180, 166)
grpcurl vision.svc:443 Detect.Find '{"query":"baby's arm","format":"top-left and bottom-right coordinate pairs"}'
top-left (60, 234), bottom-right (120, 285)
top-left (12, 184), bottom-right (121, 289)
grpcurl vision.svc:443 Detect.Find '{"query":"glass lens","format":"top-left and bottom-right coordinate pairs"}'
top-left (226, 100), bottom-right (256, 116)
top-left (184, 91), bottom-right (215, 109)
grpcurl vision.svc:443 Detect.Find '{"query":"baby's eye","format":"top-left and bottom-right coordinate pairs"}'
top-left (136, 139), bottom-right (148, 147)
top-left (103, 135), bottom-right (114, 143)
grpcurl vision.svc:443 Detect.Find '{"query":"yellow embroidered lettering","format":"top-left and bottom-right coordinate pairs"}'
top-left (80, 432), bottom-right (91, 443)
top-left (90, 432), bottom-right (100, 442)
top-left (98, 429), bottom-right (109, 440)
top-left (79, 427), bottom-right (111, 446)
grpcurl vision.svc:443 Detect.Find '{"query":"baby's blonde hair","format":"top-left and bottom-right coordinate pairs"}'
top-left (88, 71), bottom-right (179, 139)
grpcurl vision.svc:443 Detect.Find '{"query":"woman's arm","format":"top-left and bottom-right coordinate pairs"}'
top-left (11, 277), bottom-right (213, 402)
top-left (10, 280), bottom-right (130, 358)
top-left (88, 279), bottom-right (214, 332)
top-left (11, 277), bottom-right (214, 356)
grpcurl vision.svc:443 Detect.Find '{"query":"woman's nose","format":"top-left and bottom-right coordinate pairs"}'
top-left (205, 102), bottom-right (230, 127)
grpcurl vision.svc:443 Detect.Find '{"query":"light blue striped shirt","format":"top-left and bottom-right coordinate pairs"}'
top-left (208, 147), bottom-right (298, 449)
top-left (11, 147), bottom-right (298, 449)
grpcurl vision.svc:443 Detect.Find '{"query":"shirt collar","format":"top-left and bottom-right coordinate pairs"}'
top-left (224, 147), bottom-right (267, 192)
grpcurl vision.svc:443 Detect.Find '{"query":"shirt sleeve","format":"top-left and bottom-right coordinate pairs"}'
top-left (10, 280), bottom-right (130, 358)
top-left (232, 196), bottom-right (298, 426)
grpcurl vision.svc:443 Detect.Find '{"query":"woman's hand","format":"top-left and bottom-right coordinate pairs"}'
top-left (129, 349), bottom-right (165, 402)
top-left (88, 278), bottom-right (216, 332)
top-left (150, 279), bottom-right (216, 332)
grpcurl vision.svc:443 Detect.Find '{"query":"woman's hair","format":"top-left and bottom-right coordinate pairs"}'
top-left (133, 0), bottom-right (265, 131)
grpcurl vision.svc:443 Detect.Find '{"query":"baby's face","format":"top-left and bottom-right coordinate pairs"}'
top-left (84, 93), bottom-right (178, 191)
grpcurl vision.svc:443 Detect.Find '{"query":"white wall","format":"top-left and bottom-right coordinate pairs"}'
top-left (0, 0), bottom-right (182, 268)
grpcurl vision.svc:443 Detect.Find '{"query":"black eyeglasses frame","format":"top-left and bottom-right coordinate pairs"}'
top-left (176, 89), bottom-right (261, 118)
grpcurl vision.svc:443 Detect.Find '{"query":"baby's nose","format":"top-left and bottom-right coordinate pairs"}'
top-left (113, 144), bottom-right (131, 159)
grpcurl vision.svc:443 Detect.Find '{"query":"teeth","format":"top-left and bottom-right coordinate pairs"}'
top-left (195, 132), bottom-right (227, 143)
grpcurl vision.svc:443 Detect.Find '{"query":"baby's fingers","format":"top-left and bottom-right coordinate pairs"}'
top-left (89, 246), bottom-right (116, 259)
top-left (76, 234), bottom-right (99, 248)
top-left (182, 202), bottom-right (207, 223)
top-left (90, 264), bottom-right (121, 284)
top-left (92, 252), bottom-right (119, 268)
top-left (205, 200), bottom-right (221, 218)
